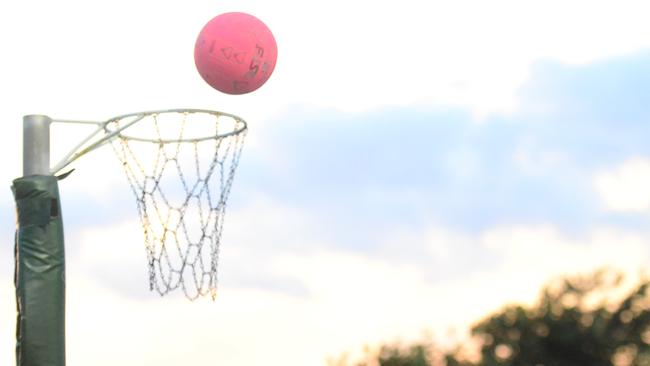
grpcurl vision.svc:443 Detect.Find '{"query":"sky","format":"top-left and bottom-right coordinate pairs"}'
top-left (1, 0), bottom-right (650, 365)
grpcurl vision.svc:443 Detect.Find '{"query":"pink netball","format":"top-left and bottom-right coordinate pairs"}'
top-left (194, 12), bottom-right (278, 95)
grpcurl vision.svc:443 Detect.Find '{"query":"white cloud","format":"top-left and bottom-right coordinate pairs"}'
top-left (481, 224), bottom-right (649, 281)
top-left (2, 0), bottom-right (649, 132)
top-left (1, 0), bottom-right (649, 183)
top-left (2, 208), bottom-right (649, 366)
top-left (594, 158), bottom-right (650, 212)
top-left (267, 0), bottom-right (650, 116)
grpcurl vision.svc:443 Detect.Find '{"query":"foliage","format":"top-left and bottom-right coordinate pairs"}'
top-left (333, 269), bottom-right (650, 366)
top-left (470, 269), bottom-right (649, 366)
top-left (332, 343), bottom-right (437, 366)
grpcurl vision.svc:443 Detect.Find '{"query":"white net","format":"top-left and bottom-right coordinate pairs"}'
top-left (108, 110), bottom-right (246, 300)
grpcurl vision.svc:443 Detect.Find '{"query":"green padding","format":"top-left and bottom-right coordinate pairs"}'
top-left (12, 175), bottom-right (65, 366)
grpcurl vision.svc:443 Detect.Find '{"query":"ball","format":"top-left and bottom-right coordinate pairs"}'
top-left (194, 12), bottom-right (278, 95)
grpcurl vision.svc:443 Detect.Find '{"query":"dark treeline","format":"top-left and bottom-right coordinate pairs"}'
top-left (330, 269), bottom-right (649, 366)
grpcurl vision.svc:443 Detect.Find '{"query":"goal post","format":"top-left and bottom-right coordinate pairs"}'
top-left (11, 110), bottom-right (247, 365)
top-left (13, 115), bottom-right (66, 366)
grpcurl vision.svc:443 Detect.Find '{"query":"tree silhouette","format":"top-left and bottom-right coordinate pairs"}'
top-left (335, 269), bottom-right (649, 366)
top-left (470, 269), bottom-right (649, 366)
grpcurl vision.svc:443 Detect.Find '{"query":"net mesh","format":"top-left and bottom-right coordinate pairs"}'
top-left (108, 110), bottom-right (246, 300)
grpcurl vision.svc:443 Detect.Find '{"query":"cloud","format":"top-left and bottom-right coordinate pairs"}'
top-left (481, 224), bottom-right (650, 279)
top-left (2, 217), bottom-right (648, 366)
top-left (45, 50), bottom-right (650, 275)
top-left (8, 45), bottom-right (650, 288)
top-left (594, 158), bottom-right (650, 212)
top-left (263, 0), bottom-right (650, 115)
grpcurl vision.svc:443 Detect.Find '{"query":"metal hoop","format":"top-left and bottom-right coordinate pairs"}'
top-left (50, 108), bottom-right (247, 174)
top-left (105, 109), bottom-right (248, 144)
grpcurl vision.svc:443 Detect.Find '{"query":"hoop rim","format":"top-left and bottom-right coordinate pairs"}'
top-left (105, 108), bottom-right (248, 144)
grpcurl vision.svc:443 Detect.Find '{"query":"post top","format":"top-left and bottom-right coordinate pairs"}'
top-left (24, 115), bottom-right (52, 124)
